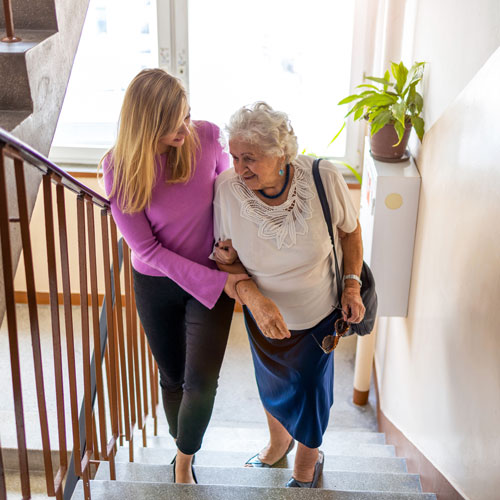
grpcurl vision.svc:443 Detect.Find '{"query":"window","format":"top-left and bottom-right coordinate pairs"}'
top-left (187, 0), bottom-right (355, 159)
top-left (51, 0), bottom-right (372, 172)
top-left (50, 0), bottom-right (158, 165)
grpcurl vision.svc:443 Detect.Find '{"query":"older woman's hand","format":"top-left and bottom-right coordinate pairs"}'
top-left (341, 285), bottom-right (366, 324)
top-left (214, 239), bottom-right (239, 265)
top-left (250, 295), bottom-right (291, 339)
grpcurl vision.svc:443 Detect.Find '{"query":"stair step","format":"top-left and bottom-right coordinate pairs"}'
top-left (115, 447), bottom-right (399, 470)
top-left (94, 462), bottom-right (421, 493)
top-left (0, 29), bottom-right (56, 54)
top-left (117, 442), bottom-right (396, 465)
top-left (0, 109), bottom-right (31, 130)
top-left (146, 426), bottom-right (387, 450)
top-left (72, 480), bottom-right (437, 499)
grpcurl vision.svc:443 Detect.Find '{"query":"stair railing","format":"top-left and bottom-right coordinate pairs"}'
top-left (1, 0), bottom-right (21, 43)
top-left (0, 127), bottom-right (159, 499)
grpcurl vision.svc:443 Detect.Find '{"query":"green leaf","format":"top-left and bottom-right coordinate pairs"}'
top-left (372, 109), bottom-right (392, 126)
top-left (366, 76), bottom-right (393, 86)
top-left (345, 93), bottom-right (397, 119)
top-left (353, 106), bottom-right (366, 121)
top-left (301, 148), bottom-right (307, 154)
top-left (414, 92), bottom-right (424, 113)
top-left (402, 78), bottom-right (421, 98)
top-left (394, 120), bottom-right (406, 146)
top-left (392, 61), bottom-right (409, 94)
top-left (411, 115), bottom-right (425, 141)
top-left (370, 120), bottom-right (387, 137)
top-left (338, 94), bottom-right (361, 105)
top-left (391, 101), bottom-right (407, 127)
top-left (328, 122), bottom-right (346, 146)
top-left (356, 84), bottom-right (379, 90)
top-left (335, 160), bottom-right (362, 185)
top-left (383, 70), bottom-right (390, 91)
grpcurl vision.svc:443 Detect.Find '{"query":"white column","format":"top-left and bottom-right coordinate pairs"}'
top-left (353, 319), bottom-right (377, 405)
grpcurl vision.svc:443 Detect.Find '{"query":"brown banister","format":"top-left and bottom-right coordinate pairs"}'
top-left (0, 127), bottom-right (159, 499)
top-left (1, 0), bottom-right (21, 42)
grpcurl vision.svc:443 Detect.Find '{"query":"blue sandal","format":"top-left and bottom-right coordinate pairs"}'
top-left (245, 439), bottom-right (295, 467)
top-left (286, 450), bottom-right (324, 488)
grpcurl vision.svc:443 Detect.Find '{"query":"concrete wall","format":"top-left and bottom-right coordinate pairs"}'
top-left (375, 1), bottom-right (500, 499)
top-left (0, 0), bottom-right (90, 324)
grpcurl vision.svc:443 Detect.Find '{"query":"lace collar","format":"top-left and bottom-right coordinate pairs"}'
top-left (230, 162), bottom-right (315, 249)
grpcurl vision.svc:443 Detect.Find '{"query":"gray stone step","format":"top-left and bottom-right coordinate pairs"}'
top-left (72, 480), bottom-right (437, 500)
top-left (117, 439), bottom-right (396, 466)
top-left (0, 110), bottom-right (31, 131)
top-left (147, 426), bottom-right (387, 450)
top-left (0, 30), bottom-right (57, 113)
top-left (94, 462), bottom-right (422, 493)
top-left (115, 447), bottom-right (399, 471)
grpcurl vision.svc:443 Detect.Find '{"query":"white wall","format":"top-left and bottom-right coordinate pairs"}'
top-left (375, 2), bottom-right (500, 499)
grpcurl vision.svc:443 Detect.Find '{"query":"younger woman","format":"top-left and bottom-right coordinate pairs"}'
top-left (101, 69), bottom-right (247, 484)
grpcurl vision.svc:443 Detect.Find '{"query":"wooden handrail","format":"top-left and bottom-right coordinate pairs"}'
top-left (1, 0), bottom-right (21, 42)
top-left (0, 128), bottom-right (109, 208)
top-left (0, 129), bottom-right (159, 499)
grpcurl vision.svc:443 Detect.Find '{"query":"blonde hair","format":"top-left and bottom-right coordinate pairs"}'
top-left (101, 68), bottom-right (199, 213)
top-left (226, 101), bottom-right (298, 163)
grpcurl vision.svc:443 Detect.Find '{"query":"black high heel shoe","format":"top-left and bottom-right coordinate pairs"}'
top-left (171, 454), bottom-right (198, 484)
top-left (286, 450), bottom-right (324, 488)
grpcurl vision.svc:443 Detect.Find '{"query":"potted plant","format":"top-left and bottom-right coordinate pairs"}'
top-left (338, 61), bottom-right (425, 161)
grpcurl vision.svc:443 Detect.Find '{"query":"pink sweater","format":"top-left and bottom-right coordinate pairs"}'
top-left (103, 120), bottom-right (229, 309)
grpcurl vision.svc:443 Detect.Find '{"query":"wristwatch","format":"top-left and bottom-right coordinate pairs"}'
top-left (343, 274), bottom-right (362, 287)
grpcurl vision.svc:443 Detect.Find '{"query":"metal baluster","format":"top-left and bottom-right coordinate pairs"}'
top-left (1, 0), bottom-right (21, 42)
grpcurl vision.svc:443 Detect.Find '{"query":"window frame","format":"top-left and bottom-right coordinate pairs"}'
top-left (51, 0), bottom-right (376, 176)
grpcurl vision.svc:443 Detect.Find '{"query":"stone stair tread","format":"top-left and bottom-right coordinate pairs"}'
top-left (94, 462), bottom-right (422, 493)
top-left (118, 442), bottom-right (395, 460)
top-left (148, 426), bottom-right (386, 446)
top-left (72, 480), bottom-right (437, 499)
top-left (115, 447), bottom-right (400, 470)
top-left (0, 110), bottom-right (31, 131)
top-left (0, 30), bottom-right (56, 53)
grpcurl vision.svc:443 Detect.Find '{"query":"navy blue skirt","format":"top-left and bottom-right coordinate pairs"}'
top-left (243, 307), bottom-right (340, 448)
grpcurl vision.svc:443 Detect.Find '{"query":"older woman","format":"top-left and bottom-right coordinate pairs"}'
top-left (212, 102), bottom-right (365, 488)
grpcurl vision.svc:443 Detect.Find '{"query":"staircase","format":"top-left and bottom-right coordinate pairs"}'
top-left (71, 421), bottom-right (436, 499)
top-left (0, 0), bottom-right (90, 326)
top-left (67, 316), bottom-right (436, 500)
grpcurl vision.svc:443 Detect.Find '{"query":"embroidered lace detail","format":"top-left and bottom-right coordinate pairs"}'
top-left (217, 127), bottom-right (229, 153)
top-left (230, 164), bottom-right (314, 249)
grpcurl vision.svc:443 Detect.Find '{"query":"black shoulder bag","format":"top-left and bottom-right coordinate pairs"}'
top-left (312, 159), bottom-right (377, 336)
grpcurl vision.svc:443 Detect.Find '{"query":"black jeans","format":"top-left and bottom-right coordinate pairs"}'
top-left (133, 268), bottom-right (234, 455)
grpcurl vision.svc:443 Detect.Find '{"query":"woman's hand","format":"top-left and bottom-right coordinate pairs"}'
top-left (224, 273), bottom-right (250, 304)
top-left (214, 239), bottom-right (238, 265)
top-left (246, 293), bottom-right (291, 340)
top-left (341, 285), bottom-right (365, 324)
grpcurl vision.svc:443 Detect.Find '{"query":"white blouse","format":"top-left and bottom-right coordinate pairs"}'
top-left (212, 155), bottom-right (358, 330)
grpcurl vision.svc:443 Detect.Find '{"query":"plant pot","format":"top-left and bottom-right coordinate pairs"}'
top-left (369, 120), bottom-right (412, 162)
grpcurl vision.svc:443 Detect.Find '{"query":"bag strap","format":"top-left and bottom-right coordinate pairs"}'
top-left (312, 158), bottom-right (343, 307)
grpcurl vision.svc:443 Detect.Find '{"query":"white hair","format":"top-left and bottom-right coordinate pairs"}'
top-left (226, 101), bottom-right (298, 163)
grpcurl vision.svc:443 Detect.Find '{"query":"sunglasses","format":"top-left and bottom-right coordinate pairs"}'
top-left (312, 314), bottom-right (350, 354)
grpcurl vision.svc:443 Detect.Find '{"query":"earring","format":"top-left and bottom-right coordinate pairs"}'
top-left (279, 167), bottom-right (285, 176)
